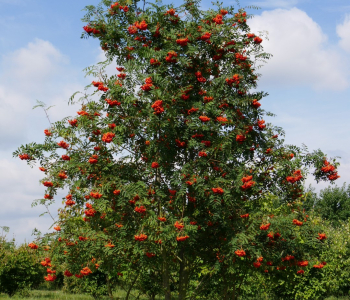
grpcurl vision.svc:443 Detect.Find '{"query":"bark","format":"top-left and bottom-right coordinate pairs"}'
top-left (106, 274), bottom-right (114, 300)
top-left (231, 283), bottom-right (236, 300)
top-left (155, 145), bottom-right (171, 300)
top-left (162, 247), bottom-right (172, 300)
top-left (223, 285), bottom-right (230, 300)
top-left (125, 273), bottom-right (139, 300)
top-left (178, 249), bottom-right (190, 300)
top-left (235, 272), bottom-right (246, 300)
top-left (221, 274), bottom-right (229, 300)
top-left (223, 273), bottom-right (238, 300)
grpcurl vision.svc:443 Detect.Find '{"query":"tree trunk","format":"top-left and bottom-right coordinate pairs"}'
top-left (106, 275), bottom-right (114, 300)
top-left (162, 247), bottom-right (172, 300)
top-left (235, 272), bottom-right (246, 300)
top-left (221, 274), bottom-right (229, 300)
top-left (178, 249), bottom-right (190, 300)
top-left (231, 282), bottom-right (236, 300)
top-left (125, 273), bottom-right (139, 300)
top-left (223, 285), bottom-right (230, 300)
top-left (223, 273), bottom-right (238, 300)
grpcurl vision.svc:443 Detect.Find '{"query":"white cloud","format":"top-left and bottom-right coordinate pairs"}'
top-left (337, 14), bottom-right (350, 53)
top-left (1, 39), bottom-right (69, 93)
top-left (0, 156), bottom-right (64, 244)
top-left (248, 8), bottom-right (349, 91)
top-left (251, 0), bottom-right (298, 8)
top-left (0, 86), bottom-right (30, 147)
top-left (0, 39), bottom-right (84, 150)
top-left (0, 39), bottom-right (86, 243)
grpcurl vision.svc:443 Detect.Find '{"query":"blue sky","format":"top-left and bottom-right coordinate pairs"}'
top-left (0, 0), bottom-right (349, 243)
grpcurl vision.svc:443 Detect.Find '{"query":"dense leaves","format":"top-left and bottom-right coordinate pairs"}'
top-left (0, 234), bottom-right (44, 297)
top-left (304, 183), bottom-right (350, 227)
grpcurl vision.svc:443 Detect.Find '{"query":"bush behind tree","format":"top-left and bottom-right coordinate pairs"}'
top-left (0, 231), bottom-right (45, 297)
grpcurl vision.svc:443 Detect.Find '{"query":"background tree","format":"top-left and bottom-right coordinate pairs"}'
top-left (0, 228), bottom-right (44, 297)
top-left (304, 183), bottom-right (350, 227)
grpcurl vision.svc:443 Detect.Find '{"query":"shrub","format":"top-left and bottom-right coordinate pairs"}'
top-left (63, 269), bottom-right (109, 299)
top-left (0, 236), bottom-right (44, 297)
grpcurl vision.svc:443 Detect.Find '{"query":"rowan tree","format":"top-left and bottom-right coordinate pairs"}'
top-left (15, 0), bottom-right (341, 299)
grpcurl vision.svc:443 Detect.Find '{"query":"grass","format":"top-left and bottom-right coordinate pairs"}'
top-left (0, 290), bottom-right (349, 300)
top-left (0, 290), bottom-right (93, 300)
top-left (0, 290), bottom-right (162, 300)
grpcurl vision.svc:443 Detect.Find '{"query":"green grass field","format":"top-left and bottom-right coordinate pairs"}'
top-left (0, 291), bottom-right (93, 300)
top-left (0, 290), bottom-right (161, 299)
top-left (0, 291), bottom-right (90, 300)
top-left (0, 290), bottom-right (348, 300)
